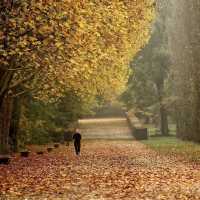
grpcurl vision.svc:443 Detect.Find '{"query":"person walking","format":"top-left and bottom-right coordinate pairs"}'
top-left (73, 129), bottom-right (82, 155)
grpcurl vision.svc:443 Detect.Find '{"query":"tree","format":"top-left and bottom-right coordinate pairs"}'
top-left (167, 0), bottom-right (200, 141)
top-left (0, 0), bottom-right (155, 153)
top-left (121, 1), bottom-right (171, 135)
top-left (1, 0), bottom-right (155, 101)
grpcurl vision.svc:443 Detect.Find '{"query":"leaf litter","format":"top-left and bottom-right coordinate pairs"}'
top-left (0, 141), bottom-right (200, 200)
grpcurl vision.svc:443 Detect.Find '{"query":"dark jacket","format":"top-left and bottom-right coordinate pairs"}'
top-left (73, 133), bottom-right (81, 142)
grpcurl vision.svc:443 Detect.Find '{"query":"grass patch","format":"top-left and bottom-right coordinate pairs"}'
top-left (142, 137), bottom-right (200, 163)
top-left (143, 124), bottom-right (176, 136)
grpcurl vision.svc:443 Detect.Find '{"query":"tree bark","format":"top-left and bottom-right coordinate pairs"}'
top-left (189, 1), bottom-right (200, 142)
top-left (156, 83), bottom-right (169, 136)
top-left (0, 71), bottom-right (14, 108)
top-left (9, 96), bottom-right (21, 152)
top-left (0, 93), bottom-right (13, 154)
top-left (160, 104), bottom-right (169, 136)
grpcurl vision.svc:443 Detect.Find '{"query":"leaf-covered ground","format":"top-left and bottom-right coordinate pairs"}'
top-left (1, 140), bottom-right (200, 200)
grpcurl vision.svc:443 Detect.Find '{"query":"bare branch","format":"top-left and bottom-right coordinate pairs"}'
top-left (12, 90), bottom-right (28, 98)
top-left (9, 73), bottom-right (35, 91)
top-left (8, 66), bottom-right (33, 71)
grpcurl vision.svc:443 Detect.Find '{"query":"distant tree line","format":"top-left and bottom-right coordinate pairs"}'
top-left (122, 0), bottom-right (200, 142)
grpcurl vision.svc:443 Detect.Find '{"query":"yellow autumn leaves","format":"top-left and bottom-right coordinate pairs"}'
top-left (0, 0), bottom-right (154, 102)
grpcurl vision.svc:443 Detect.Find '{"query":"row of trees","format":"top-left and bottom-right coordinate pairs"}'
top-left (122, 0), bottom-right (200, 141)
top-left (167, 0), bottom-right (200, 141)
top-left (0, 0), bottom-right (154, 153)
top-left (121, 0), bottom-right (170, 136)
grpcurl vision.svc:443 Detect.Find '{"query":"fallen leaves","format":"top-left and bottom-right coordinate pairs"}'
top-left (0, 141), bottom-right (200, 200)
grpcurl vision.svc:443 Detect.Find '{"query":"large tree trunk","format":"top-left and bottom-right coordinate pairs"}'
top-left (0, 70), bottom-right (14, 110)
top-left (160, 105), bottom-right (169, 136)
top-left (189, 1), bottom-right (200, 142)
top-left (9, 96), bottom-right (21, 152)
top-left (0, 94), bottom-right (13, 154)
top-left (156, 83), bottom-right (169, 136)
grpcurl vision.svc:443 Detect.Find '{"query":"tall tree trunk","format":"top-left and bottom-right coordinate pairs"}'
top-left (9, 96), bottom-right (21, 152)
top-left (0, 93), bottom-right (13, 154)
top-left (157, 83), bottom-right (169, 136)
top-left (189, 1), bottom-right (200, 142)
top-left (0, 70), bottom-right (14, 110)
top-left (175, 108), bottom-right (183, 138)
top-left (160, 104), bottom-right (169, 136)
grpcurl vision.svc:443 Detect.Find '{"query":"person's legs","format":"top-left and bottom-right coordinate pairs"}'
top-left (77, 141), bottom-right (81, 154)
top-left (74, 141), bottom-right (79, 155)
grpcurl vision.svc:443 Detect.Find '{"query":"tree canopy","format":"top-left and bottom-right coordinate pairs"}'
top-left (0, 0), bottom-right (155, 103)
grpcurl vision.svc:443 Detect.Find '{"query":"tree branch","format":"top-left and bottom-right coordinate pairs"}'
top-left (9, 73), bottom-right (35, 91)
top-left (8, 66), bottom-right (33, 71)
top-left (15, 28), bottom-right (33, 40)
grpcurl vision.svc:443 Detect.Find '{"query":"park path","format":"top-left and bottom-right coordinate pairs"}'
top-left (1, 114), bottom-right (200, 199)
top-left (1, 140), bottom-right (200, 200)
top-left (78, 117), bottom-right (134, 139)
